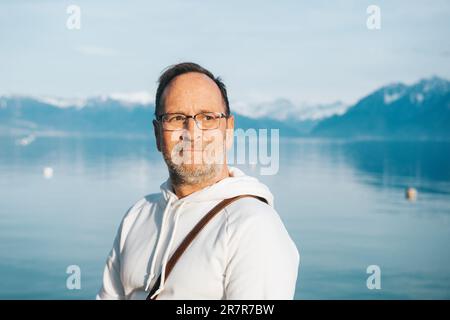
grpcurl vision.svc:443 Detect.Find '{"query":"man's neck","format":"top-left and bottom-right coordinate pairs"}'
top-left (171, 166), bottom-right (230, 199)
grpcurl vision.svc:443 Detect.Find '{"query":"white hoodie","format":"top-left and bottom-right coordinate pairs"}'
top-left (96, 166), bottom-right (299, 300)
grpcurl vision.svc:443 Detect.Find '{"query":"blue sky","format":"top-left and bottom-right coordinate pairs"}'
top-left (1, 0), bottom-right (449, 105)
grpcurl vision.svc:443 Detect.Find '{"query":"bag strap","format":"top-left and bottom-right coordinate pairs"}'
top-left (146, 194), bottom-right (268, 300)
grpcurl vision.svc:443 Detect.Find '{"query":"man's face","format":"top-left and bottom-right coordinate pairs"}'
top-left (153, 72), bottom-right (234, 184)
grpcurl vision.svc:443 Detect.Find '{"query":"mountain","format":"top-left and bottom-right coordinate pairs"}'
top-left (0, 95), bottom-right (312, 137)
top-left (311, 76), bottom-right (450, 139)
top-left (234, 98), bottom-right (347, 135)
top-left (2, 77), bottom-right (449, 139)
top-left (235, 98), bottom-right (347, 121)
top-left (0, 95), bottom-right (156, 136)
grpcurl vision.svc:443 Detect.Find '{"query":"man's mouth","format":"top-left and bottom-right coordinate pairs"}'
top-left (181, 145), bottom-right (206, 152)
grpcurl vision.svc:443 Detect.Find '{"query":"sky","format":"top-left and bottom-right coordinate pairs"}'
top-left (1, 0), bottom-right (450, 106)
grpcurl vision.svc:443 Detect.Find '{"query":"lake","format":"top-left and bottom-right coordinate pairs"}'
top-left (0, 135), bottom-right (449, 299)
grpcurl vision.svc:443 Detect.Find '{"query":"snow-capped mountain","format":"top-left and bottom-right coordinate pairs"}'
top-left (10, 91), bottom-right (154, 110)
top-left (312, 76), bottom-right (450, 138)
top-left (2, 76), bottom-right (449, 138)
top-left (0, 94), bottom-right (312, 136)
top-left (5, 93), bottom-right (346, 122)
top-left (233, 98), bottom-right (348, 121)
top-left (382, 76), bottom-right (450, 106)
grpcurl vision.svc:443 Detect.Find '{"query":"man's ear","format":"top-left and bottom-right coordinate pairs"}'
top-left (153, 119), bottom-right (162, 152)
top-left (225, 115), bottom-right (234, 151)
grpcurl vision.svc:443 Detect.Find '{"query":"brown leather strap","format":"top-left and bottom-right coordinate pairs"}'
top-left (146, 194), bottom-right (268, 300)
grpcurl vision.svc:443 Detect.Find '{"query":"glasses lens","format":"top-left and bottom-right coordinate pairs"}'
top-left (160, 113), bottom-right (223, 130)
top-left (196, 113), bottom-right (220, 130)
top-left (163, 114), bottom-right (186, 130)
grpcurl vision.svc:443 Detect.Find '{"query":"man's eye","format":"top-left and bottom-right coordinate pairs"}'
top-left (203, 115), bottom-right (215, 121)
top-left (168, 115), bottom-right (185, 122)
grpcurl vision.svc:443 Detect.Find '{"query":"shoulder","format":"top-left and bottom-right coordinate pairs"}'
top-left (123, 192), bottom-right (161, 218)
top-left (118, 192), bottom-right (163, 238)
top-left (223, 196), bottom-right (300, 264)
top-left (223, 196), bottom-right (285, 237)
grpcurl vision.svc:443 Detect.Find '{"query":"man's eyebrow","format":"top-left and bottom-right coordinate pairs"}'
top-left (198, 108), bottom-right (215, 113)
top-left (165, 108), bottom-right (217, 114)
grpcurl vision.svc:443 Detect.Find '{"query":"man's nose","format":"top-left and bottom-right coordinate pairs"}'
top-left (180, 117), bottom-right (201, 141)
top-left (184, 117), bottom-right (197, 132)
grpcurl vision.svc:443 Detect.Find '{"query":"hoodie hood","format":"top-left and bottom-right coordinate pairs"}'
top-left (159, 166), bottom-right (274, 207)
top-left (145, 166), bottom-right (274, 299)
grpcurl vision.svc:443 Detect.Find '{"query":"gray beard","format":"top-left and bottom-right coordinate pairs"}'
top-left (164, 139), bottom-right (226, 186)
top-left (165, 159), bottom-right (222, 185)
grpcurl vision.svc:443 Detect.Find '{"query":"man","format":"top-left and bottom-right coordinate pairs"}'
top-left (96, 62), bottom-right (300, 300)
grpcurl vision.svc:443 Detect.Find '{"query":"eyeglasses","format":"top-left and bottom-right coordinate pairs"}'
top-left (156, 112), bottom-right (228, 131)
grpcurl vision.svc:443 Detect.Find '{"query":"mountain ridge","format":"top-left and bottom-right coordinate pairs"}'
top-left (1, 76), bottom-right (449, 139)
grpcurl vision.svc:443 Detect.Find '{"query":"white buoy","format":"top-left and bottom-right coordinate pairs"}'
top-left (43, 167), bottom-right (54, 179)
top-left (405, 187), bottom-right (417, 201)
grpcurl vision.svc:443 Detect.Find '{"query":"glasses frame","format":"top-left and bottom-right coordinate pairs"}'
top-left (155, 111), bottom-right (229, 131)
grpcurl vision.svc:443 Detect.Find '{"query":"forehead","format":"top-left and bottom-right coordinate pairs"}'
top-left (161, 72), bottom-right (225, 114)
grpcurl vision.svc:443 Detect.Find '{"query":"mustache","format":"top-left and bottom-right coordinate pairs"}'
top-left (180, 143), bottom-right (210, 151)
top-left (177, 139), bottom-right (215, 150)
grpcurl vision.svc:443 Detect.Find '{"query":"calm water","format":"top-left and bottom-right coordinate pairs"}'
top-left (0, 135), bottom-right (450, 299)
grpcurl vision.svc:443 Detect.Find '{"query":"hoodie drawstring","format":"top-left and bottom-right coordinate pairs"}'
top-left (149, 201), bottom-right (185, 299)
top-left (145, 197), bottom-right (173, 291)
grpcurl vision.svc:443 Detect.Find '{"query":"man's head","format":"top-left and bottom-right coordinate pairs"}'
top-left (153, 62), bottom-right (234, 185)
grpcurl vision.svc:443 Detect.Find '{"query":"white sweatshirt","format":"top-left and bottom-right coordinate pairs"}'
top-left (96, 166), bottom-right (300, 300)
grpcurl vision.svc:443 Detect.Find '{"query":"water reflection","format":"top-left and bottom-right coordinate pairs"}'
top-left (0, 136), bottom-right (449, 299)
